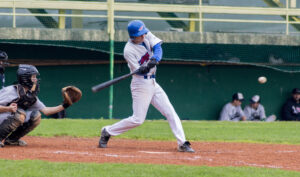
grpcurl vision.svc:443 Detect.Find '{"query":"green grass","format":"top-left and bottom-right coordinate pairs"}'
top-left (4, 120), bottom-right (300, 176)
top-left (0, 159), bottom-right (300, 177)
top-left (31, 119), bottom-right (300, 144)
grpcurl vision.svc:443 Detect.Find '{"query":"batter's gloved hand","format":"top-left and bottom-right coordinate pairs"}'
top-left (137, 66), bottom-right (150, 75)
top-left (147, 58), bottom-right (157, 69)
top-left (62, 86), bottom-right (82, 109)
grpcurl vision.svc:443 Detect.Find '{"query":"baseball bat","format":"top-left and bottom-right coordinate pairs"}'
top-left (92, 69), bottom-right (139, 93)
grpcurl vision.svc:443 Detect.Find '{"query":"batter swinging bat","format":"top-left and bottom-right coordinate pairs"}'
top-left (92, 69), bottom-right (139, 93)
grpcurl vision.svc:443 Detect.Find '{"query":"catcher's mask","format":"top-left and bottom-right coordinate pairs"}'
top-left (17, 64), bottom-right (40, 93)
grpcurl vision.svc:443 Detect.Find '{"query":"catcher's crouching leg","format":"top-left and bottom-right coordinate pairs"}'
top-left (0, 109), bottom-right (26, 147)
top-left (5, 111), bottom-right (41, 146)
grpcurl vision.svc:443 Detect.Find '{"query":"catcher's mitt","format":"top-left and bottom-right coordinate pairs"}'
top-left (62, 86), bottom-right (82, 108)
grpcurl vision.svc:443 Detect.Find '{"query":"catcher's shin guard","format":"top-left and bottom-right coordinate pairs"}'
top-left (0, 109), bottom-right (26, 142)
top-left (5, 111), bottom-right (41, 145)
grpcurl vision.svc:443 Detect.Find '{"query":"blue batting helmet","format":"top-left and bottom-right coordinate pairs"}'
top-left (127, 20), bottom-right (149, 38)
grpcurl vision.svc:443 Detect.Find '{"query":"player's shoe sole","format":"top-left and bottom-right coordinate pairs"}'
top-left (4, 139), bottom-right (27, 146)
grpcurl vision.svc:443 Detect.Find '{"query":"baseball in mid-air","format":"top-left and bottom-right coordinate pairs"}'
top-left (258, 76), bottom-right (267, 84)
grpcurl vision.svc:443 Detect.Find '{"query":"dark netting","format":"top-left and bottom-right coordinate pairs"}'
top-left (2, 39), bottom-right (300, 73)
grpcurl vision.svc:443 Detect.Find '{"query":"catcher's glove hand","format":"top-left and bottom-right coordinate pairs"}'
top-left (62, 86), bottom-right (82, 109)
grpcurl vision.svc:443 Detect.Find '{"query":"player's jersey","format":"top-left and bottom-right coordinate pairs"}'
top-left (219, 102), bottom-right (245, 121)
top-left (0, 85), bottom-right (46, 123)
top-left (123, 32), bottom-right (162, 76)
top-left (244, 104), bottom-right (266, 121)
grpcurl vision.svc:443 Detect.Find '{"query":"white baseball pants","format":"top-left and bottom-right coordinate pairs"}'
top-left (106, 75), bottom-right (186, 145)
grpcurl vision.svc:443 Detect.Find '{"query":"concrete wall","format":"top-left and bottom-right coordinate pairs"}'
top-left (1, 28), bottom-right (300, 46)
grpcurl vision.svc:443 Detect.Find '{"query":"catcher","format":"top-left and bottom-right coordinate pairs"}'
top-left (0, 64), bottom-right (81, 148)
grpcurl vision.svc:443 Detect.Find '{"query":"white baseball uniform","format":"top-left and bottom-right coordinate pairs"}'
top-left (219, 102), bottom-right (245, 121)
top-left (105, 32), bottom-right (187, 145)
top-left (244, 104), bottom-right (276, 122)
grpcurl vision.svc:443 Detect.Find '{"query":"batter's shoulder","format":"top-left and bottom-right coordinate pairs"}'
top-left (123, 43), bottom-right (135, 55)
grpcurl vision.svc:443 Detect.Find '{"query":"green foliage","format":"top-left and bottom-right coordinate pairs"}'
top-left (32, 119), bottom-right (300, 144)
top-left (0, 159), bottom-right (299, 177)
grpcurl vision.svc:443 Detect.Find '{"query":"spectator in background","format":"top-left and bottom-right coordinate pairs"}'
top-left (219, 92), bottom-right (246, 121)
top-left (281, 88), bottom-right (300, 121)
top-left (244, 95), bottom-right (276, 122)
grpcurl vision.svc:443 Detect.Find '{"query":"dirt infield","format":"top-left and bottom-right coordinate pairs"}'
top-left (1, 136), bottom-right (300, 172)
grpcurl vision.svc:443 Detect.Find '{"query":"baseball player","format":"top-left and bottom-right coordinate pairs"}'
top-left (219, 92), bottom-right (246, 121)
top-left (0, 64), bottom-right (81, 148)
top-left (99, 20), bottom-right (194, 153)
top-left (244, 95), bottom-right (276, 122)
top-left (281, 88), bottom-right (300, 121)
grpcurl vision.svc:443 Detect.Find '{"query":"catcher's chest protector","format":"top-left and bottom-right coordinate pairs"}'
top-left (10, 84), bottom-right (37, 110)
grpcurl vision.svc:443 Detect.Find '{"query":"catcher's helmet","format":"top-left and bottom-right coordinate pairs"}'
top-left (127, 20), bottom-right (149, 38)
top-left (17, 64), bottom-right (40, 89)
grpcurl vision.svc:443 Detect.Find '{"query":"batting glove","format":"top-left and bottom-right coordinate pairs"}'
top-left (147, 58), bottom-right (157, 69)
top-left (137, 66), bottom-right (150, 75)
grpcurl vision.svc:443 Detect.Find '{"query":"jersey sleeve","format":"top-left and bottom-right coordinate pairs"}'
top-left (243, 105), bottom-right (252, 120)
top-left (146, 32), bottom-right (162, 48)
top-left (124, 47), bottom-right (141, 72)
top-left (28, 98), bottom-right (46, 111)
top-left (259, 105), bottom-right (266, 119)
top-left (237, 106), bottom-right (245, 117)
top-left (152, 43), bottom-right (163, 62)
top-left (219, 104), bottom-right (231, 121)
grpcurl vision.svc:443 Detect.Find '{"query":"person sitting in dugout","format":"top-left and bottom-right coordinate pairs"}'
top-left (0, 64), bottom-right (81, 148)
top-left (281, 88), bottom-right (300, 121)
top-left (219, 92), bottom-right (246, 121)
top-left (243, 95), bottom-right (276, 122)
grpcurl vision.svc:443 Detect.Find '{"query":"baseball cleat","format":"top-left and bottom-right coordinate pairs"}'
top-left (0, 141), bottom-right (4, 148)
top-left (4, 139), bottom-right (27, 146)
top-left (98, 128), bottom-right (111, 148)
top-left (178, 141), bottom-right (195, 153)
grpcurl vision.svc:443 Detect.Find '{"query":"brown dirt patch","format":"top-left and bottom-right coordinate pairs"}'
top-left (1, 136), bottom-right (300, 172)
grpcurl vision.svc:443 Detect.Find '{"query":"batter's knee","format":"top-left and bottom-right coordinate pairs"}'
top-left (130, 116), bottom-right (144, 126)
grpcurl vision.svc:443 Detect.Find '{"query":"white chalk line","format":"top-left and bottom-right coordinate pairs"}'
top-left (276, 150), bottom-right (298, 153)
top-left (48, 150), bottom-right (212, 162)
top-left (49, 150), bottom-right (299, 170)
top-left (236, 160), bottom-right (283, 169)
top-left (138, 151), bottom-right (170, 154)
